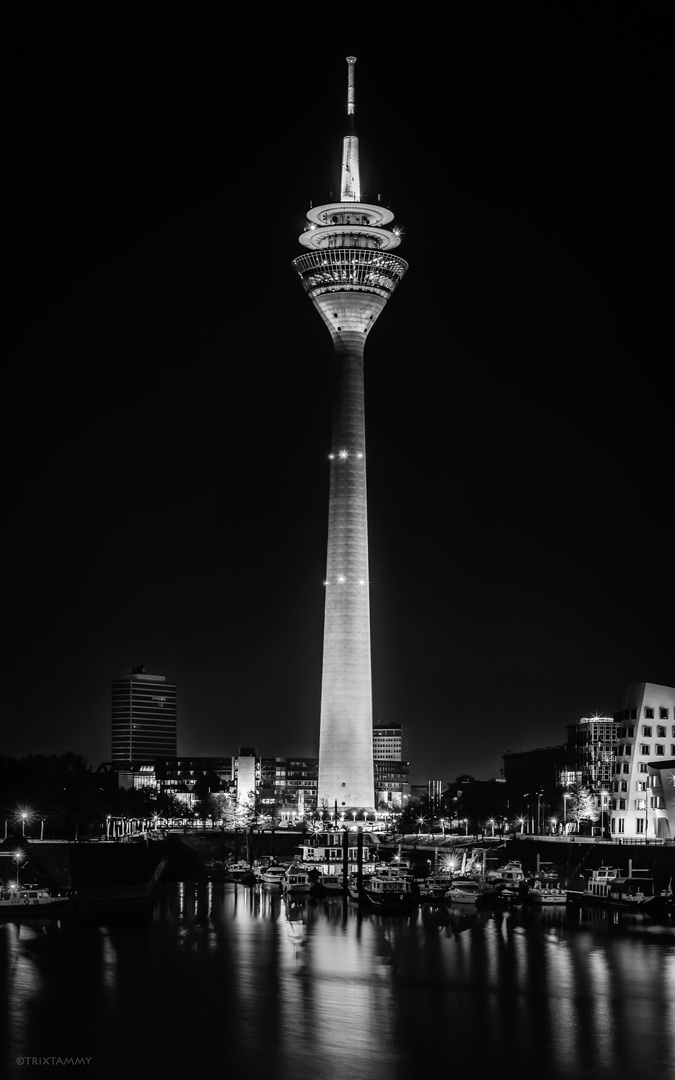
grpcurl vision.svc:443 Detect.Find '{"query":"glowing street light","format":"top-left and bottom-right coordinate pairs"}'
top-left (563, 792), bottom-right (570, 823)
top-left (518, 817), bottom-right (525, 834)
top-left (488, 818), bottom-right (495, 837)
top-left (14, 850), bottom-right (25, 885)
top-left (16, 808), bottom-right (32, 836)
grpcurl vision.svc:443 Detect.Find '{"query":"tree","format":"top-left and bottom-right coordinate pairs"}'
top-left (564, 784), bottom-right (598, 831)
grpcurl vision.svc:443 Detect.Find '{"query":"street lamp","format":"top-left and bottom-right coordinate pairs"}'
top-left (600, 790), bottom-right (609, 838)
top-left (518, 817), bottom-right (525, 834)
top-left (14, 850), bottom-right (25, 885)
top-left (488, 818), bottom-right (495, 837)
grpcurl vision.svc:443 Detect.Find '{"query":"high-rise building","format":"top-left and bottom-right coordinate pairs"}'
top-left (111, 666), bottom-right (177, 764)
top-left (568, 714), bottom-right (618, 790)
top-left (293, 57), bottom-right (408, 817)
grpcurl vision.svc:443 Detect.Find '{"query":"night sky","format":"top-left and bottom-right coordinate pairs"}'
top-left (5, 5), bottom-right (673, 786)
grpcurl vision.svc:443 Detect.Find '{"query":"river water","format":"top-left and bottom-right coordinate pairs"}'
top-left (2, 880), bottom-right (675, 1080)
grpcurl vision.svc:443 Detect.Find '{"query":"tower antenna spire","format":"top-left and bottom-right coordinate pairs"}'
top-left (346, 55), bottom-right (357, 127)
top-left (341, 56), bottom-right (359, 201)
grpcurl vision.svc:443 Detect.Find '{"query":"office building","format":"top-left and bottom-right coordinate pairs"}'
top-left (111, 666), bottom-right (177, 764)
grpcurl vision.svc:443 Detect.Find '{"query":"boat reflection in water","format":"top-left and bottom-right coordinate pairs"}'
top-left (2, 880), bottom-right (675, 1080)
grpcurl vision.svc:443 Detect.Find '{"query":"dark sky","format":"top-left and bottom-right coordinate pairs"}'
top-left (5, 4), bottom-right (673, 786)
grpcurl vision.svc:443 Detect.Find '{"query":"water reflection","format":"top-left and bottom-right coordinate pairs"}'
top-left (2, 885), bottom-right (675, 1079)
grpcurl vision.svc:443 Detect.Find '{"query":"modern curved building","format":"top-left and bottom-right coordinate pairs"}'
top-left (613, 682), bottom-right (675, 839)
top-left (293, 58), bottom-right (407, 817)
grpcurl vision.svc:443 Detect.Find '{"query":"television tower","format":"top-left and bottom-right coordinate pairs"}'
top-left (293, 57), bottom-right (408, 817)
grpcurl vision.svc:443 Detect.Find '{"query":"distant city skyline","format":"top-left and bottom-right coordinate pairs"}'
top-left (5, 12), bottom-right (672, 787)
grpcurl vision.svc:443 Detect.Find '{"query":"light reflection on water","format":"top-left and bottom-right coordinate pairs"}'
top-left (2, 883), bottom-right (675, 1080)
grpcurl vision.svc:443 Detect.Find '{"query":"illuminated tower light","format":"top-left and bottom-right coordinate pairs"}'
top-left (293, 56), bottom-right (408, 816)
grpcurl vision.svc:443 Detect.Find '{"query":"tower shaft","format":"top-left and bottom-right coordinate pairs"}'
top-left (319, 329), bottom-right (374, 811)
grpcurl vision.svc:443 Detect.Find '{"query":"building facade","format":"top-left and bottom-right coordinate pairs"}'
top-left (373, 724), bottom-right (410, 809)
top-left (293, 57), bottom-right (407, 816)
top-left (567, 714), bottom-right (618, 790)
top-left (111, 666), bottom-right (177, 764)
top-left (612, 682), bottom-right (675, 840)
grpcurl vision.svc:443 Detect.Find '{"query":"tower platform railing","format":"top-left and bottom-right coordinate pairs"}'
top-left (293, 249), bottom-right (408, 300)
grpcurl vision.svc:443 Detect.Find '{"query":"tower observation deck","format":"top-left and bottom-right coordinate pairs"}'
top-left (293, 57), bottom-right (408, 818)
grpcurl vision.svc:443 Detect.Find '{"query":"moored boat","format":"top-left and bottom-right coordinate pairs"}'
top-left (282, 864), bottom-right (312, 895)
top-left (566, 866), bottom-right (672, 917)
top-left (526, 880), bottom-right (568, 905)
top-left (486, 861), bottom-right (526, 886)
top-left (0, 884), bottom-right (72, 915)
top-left (363, 872), bottom-right (416, 915)
top-left (418, 872), bottom-right (454, 900)
top-left (260, 865), bottom-right (288, 888)
top-left (445, 878), bottom-right (483, 905)
top-left (309, 871), bottom-right (345, 897)
top-left (224, 859), bottom-right (255, 883)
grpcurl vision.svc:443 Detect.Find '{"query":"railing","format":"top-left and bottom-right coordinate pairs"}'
top-left (293, 249), bottom-right (408, 300)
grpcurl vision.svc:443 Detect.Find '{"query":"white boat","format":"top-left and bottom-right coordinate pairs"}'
top-left (486, 861), bottom-right (526, 885)
top-left (445, 878), bottom-right (483, 905)
top-left (527, 880), bottom-right (568, 905)
top-left (418, 872), bottom-right (454, 899)
top-left (373, 864), bottom-right (415, 885)
top-left (0, 885), bottom-right (71, 912)
top-left (224, 860), bottom-right (255, 881)
top-left (282, 864), bottom-right (312, 894)
top-left (260, 865), bottom-right (288, 888)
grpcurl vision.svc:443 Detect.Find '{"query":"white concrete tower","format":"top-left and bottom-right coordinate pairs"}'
top-left (293, 57), bottom-right (408, 817)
